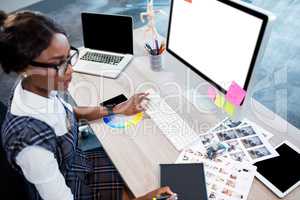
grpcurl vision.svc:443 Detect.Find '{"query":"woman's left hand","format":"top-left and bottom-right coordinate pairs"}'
top-left (113, 93), bottom-right (149, 115)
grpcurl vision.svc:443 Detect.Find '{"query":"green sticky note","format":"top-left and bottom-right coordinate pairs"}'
top-left (224, 101), bottom-right (236, 117)
top-left (214, 94), bottom-right (225, 108)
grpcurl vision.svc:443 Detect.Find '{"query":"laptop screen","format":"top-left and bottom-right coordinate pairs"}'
top-left (81, 13), bottom-right (133, 54)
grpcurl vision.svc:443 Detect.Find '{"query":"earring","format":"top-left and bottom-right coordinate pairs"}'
top-left (22, 72), bottom-right (28, 78)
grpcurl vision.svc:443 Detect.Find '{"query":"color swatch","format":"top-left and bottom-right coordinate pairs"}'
top-left (103, 112), bottom-right (143, 129)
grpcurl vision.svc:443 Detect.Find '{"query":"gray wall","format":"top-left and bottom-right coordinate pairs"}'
top-left (0, 0), bottom-right (43, 12)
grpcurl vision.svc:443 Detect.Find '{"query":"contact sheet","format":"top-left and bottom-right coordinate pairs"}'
top-left (176, 148), bottom-right (257, 200)
top-left (202, 118), bottom-right (278, 163)
top-left (175, 117), bottom-right (279, 200)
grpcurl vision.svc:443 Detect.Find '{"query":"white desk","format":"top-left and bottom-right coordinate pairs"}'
top-left (69, 27), bottom-right (300, 200)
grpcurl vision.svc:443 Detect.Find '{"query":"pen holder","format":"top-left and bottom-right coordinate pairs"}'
top-left (149, 54), bottom-right (164, 71)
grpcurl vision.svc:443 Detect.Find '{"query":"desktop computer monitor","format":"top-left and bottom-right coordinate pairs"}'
top-left (167, 0), bottom-right (273, 96)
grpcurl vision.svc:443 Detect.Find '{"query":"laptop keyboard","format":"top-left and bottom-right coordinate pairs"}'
top-left (80, 51), bottom-right (124, 65)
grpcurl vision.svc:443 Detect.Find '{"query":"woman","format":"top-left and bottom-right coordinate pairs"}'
top-left (0, 11), bottom-right (174, 200)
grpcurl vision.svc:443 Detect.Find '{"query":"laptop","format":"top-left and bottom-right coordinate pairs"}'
top-left (73, 12), bottom-right (134, 79)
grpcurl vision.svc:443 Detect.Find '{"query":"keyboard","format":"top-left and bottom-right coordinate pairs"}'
top-left (145, 89), bottom-right (200, 151)
top-left (80, 51), bottom-right (124, 65)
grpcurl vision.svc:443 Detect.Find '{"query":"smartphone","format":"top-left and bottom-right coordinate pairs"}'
top-left (100, 94), bottom-right (128, 107)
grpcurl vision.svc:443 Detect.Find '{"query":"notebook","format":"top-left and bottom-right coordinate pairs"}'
top-left (160, 163), bottom-right (208, 200)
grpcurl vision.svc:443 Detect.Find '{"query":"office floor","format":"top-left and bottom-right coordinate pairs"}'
top-left (1, 0), bottom-right (300, 130)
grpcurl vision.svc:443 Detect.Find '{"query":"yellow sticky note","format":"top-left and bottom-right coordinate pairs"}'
top-left (214, 94), bottom-right (225, 108)
top-left (224, 101), bottom-right (236, 117)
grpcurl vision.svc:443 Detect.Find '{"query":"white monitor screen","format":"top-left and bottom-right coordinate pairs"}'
top-left (167, 0), bottom-right (268, 92)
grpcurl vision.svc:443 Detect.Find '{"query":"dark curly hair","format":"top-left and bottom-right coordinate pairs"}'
top-left (0, 10), bottom-right (67, 73)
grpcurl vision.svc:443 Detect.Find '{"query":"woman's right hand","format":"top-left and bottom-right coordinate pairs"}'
top-left (135, 186), bottom-right (175, 200)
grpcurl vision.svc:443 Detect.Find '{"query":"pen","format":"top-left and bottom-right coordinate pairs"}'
top-left (155, 39), bottom-right (160, 55)
top-left (145, 43), bottom-right (153, 50)
top-left (153, 194), bottom-right (169, 200)
top-left (145, 43), bottom-right (155, 55)
top-left (144, 45), bottom-right (153, 54)
top-left (154, 194), bottom-right (178, 200)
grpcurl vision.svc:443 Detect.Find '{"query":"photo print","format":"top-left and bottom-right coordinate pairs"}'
top-left (200, 133), bottom-right (217, 146)
top-left (229, 151), bottom-right (249, 162)
top-left (225, 140), bottom-right (242, 153)
top-left (241, 136), bottom-right (263, 148)
top-left (216, 130), bottom-right (238, 141)
top-left (236, 126), bottom-right (256, 138)
top-left (248, 146), bottom-right (271, 159)
top-left (223, 118), bottom-right (242, 128)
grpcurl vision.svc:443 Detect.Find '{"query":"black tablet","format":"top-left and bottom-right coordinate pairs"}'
top-left (254, 141), bottom-right (300, 198)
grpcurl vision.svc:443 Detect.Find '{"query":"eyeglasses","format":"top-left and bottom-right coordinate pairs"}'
top-left (30, 46), bottom-right (79, 76)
